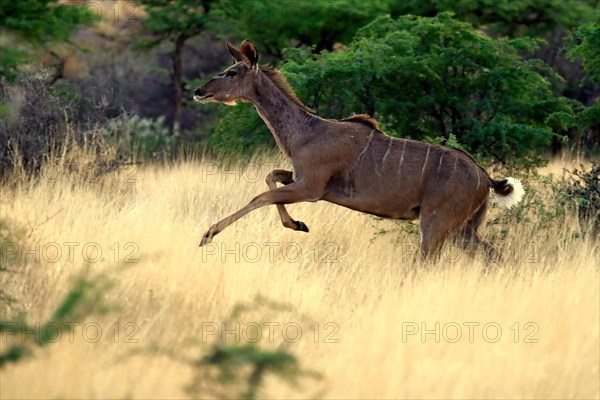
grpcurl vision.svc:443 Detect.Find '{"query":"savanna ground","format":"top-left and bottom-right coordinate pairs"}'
top-left (0, 153), bottom-right (598, 399)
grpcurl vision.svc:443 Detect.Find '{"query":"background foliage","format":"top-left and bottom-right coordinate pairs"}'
top-left (0, 0), bottom-right (95, 81)
top-left (214, 13), bottom-right (578, 167)
top-left (0, 0), bottom-right (599, 169)
top-left (389, 0), bottom-right (598, 38)
top-left (205, 1), bottom-right (598, 167)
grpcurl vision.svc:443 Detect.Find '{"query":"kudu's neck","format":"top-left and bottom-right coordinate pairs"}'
top-left (246, 71), bottom-right (317, 157)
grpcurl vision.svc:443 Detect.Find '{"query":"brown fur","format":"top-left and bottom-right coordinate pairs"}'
top-left (341, 114), bottom-right (380, 129)
top-left (195, 40), bottom-right (517, 260)
top-left (261, 67), bottom-right (314, 113)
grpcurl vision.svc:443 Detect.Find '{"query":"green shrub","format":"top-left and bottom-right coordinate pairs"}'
top-left (566, 11), bottom-right (600, 152)
top-left (566, 10), bottom-right (600, 85)
top-left (204, 103), bottom-right (274, 157)
top-left (100, 114), bottom-right (175, 160)
top-left (193, 344), bottom-right (313, 400)
top-left (0, 69), bottom-right (142, 178)
top-left (1, 219), bottom-right (115, 368)
top-left (0, 0), bottom-right (94, 81)
top-left (0, 70), bottom-right (76, 176)
top-left (210, 0), bottom-right (390, 56)
top-left (554, 162), bottom-right (600, 236)
top-left (185, 296), bottom-right (321, 399)
top-left (390, 0), bottom-right (597, 38)
top-left (484, 163), bottom-right (599, 243)
top-left (0, 271), bottom-right (114, 368)
top-left (136, 295), bottom-right (321, 399)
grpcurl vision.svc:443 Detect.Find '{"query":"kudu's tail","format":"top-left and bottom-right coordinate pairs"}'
top-left (491, 177), bottom-right (525, 209)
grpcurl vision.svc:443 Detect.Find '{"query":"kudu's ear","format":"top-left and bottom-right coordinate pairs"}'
top-left (226, 41), bottom-right (243, 63)
top-left (240, 40), bottom-right (259, 69)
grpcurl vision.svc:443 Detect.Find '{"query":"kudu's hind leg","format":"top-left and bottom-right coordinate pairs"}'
top-left (419, 205), bottom-right (468, 261)
top-left (265, 170), bottom-right (309, 232)
top-left (419, 214), bottom-right (453, 260)
top-left (456, 201), bottom-right (501, 261)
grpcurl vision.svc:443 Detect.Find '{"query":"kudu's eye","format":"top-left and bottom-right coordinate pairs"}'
top-left (225, 70), bottom-right (237, 77)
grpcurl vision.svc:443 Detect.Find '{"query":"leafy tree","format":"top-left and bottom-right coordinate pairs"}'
top-left (566, 9), bottom-right (600, 148)
top-left (567, 10), bottom-right (600, 84)
top-left (209, 0), bottom-right (389, 58)
top-left (389, 1), bottom-right (599, 143)
top-left (0, 0), bottom-right (94, 81)
top-left (389, 0), bottom-right (598, 38)
top-left (210, 13), bottom-right (575, 167)
top-left (136, 0), bottom-right (215, 133)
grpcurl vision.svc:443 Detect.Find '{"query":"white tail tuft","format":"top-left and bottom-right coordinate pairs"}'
top-left (494, 177), bottom-right (525, 209)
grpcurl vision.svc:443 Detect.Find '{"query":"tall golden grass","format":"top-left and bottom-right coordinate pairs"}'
top-left (1, 154), bottom-right (598, 399)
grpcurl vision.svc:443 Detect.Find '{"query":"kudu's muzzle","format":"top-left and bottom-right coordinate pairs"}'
top-left (194, 85), bottom-right (213, 102)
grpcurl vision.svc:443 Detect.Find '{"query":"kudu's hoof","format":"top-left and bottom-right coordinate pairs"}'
top-left (200, 224), bottom-right (219, 247)
top-left (199, 233), bottom-right (213, 247)
top-left (294, 220), bottom-right (309, 232)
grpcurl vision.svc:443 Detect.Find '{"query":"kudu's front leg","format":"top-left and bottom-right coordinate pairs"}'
top-left (265, 170), bottom-right (309, 233)
top-left (199, 181), bottom-right (320, 246)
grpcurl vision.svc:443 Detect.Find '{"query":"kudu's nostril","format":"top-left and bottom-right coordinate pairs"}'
top-left (194, 88), bottom-right (203, 97)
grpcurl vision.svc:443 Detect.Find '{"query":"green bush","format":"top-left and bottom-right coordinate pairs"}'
top-left (193, 344), bottom-right (312, 400)
top-left (0, 70), bottom-right (135, 177)
top-left (566, 10), bottom-right (600, 85)
top-left (554, 162), bottom-right (600, 236)
top-left (210, 0), bottom-right (390, 56)
top-left (0, 0), bottom-right (94, 81)
top-left (0, 270), bottom-right (114, 368)
top-left (100, 114), bottom-right (175, 160)
top-left (136, 295), bottom-right (321, 399)
top-left (389, 0), bottom-right (597, 38)
top-left (0, 70), bottom-right (76, 176)
top-left (484, 163), bottom-right (599, 244)
top-left (185, 296), bottom-right (321, 399)
top-left (204, 103), bottom-right (272, 157)
top-left (566, 10), bottom-right (600, 151)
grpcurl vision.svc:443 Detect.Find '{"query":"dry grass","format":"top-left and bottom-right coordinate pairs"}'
top-left (0, 154), bottom-right (598, 399)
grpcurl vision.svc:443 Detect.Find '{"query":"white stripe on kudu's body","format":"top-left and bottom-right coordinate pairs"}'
top-left (381, 136), bottom-right (393, 172)
top-left (194, 40), bottom-right (525, 260)
top-left (420, 145), bottom-right (431, 182)
top-left (397, 140), bottom-right (406, 177)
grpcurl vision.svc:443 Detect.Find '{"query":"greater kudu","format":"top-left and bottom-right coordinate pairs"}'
top-left (194, 40), bottom-right (525, 260)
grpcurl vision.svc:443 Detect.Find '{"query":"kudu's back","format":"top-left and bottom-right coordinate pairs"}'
top-left (317, 118), bottom-right (492, 225)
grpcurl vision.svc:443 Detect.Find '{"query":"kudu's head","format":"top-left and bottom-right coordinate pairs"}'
top-left (194, 40), bottom-right (260, 106)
